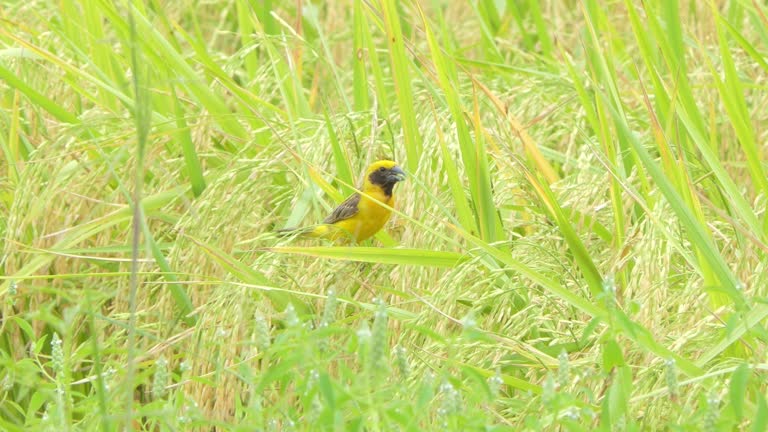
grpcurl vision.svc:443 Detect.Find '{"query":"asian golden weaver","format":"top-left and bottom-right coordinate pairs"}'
top-left (279, 160), bottom-right (406, 243)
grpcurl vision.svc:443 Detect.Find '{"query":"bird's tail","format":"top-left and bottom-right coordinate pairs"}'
top-left (276, 225), bottom-right (358, 243)
top-left (275, 226), bottom-right (324, 238)
top-left (276, 227), bottom-right (305, 237)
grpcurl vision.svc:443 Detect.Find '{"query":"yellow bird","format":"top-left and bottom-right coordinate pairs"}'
top-left (279, 160), bottom-right (406, 243)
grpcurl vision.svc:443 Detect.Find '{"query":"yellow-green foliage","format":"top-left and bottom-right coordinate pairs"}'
top-left (2, 0), bottom-right (768, 430)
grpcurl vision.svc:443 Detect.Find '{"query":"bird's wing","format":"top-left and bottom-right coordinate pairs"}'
top-left (323, 193), bottom-right (361, 224)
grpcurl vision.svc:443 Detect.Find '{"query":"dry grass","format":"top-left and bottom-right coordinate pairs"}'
top-left (2, 0), bottom-right (768, 430)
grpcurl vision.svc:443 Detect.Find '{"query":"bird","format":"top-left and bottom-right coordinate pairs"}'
top-left (279, 160), bottom-right (406, 243)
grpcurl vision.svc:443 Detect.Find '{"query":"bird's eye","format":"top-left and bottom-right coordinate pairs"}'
top-left (379, 167), bottom-right (386, 172)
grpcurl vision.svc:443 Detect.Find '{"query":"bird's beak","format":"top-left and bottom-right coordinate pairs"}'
top-left (389, 166), bottom-right (406, 182)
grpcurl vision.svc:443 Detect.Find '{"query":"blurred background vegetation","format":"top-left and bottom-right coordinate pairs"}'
top-left (1, 0), bottom-right (767, 430)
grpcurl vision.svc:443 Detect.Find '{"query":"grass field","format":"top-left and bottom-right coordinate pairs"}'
top-left (2, 0), bottom-right (768, 430)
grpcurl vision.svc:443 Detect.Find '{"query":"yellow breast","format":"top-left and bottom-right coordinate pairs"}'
top-left (328, 191), bottom-right (394, 242)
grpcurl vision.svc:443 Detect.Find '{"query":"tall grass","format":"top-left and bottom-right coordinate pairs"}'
top-left (1, 0), bottom-right (767, 430)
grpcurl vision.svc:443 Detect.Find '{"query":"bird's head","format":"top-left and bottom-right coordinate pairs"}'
top-left (365, 160), bottom-right (406, 194)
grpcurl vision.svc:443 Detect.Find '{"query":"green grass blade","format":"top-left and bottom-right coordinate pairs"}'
top-left (468, 0), bottom-right (503, 62)
top-left (353, 0), bottom-right (372, 111)
top-left (525, 171), bottom-right (603, 297)
top-left (171, 85), bottom-right (206, 197)
top-left (140, 218), bottom-right (195, 326)
top-left (268, 246), bottom-right (467, 268)
top-left (469, 91), bottom-right (503, 242)
top-left (188, 236), bottom-right (310, 314)
top-left (697, 303), bottom-right (768, 366)
top-left (600, 91), bottom-right (743, 304)
top-left (116, 5), bottom-right (248, 140)
top-left (457, 229), bottom-right (702, 376)
top-left (324, 110), bottom-right (355, 197)
top-left (418, 4), bottom-right (495, 239)
top-left (0, 187), bottom-right (181, 295)
top-left (526, 0), bottom-right (554, 58)
top-left (360, 0), bottom-right (390, 113)
top-left (0, 63), bottom-right (79, 124)
top-left (380, 0), bottom-right (422, 171)
top-left (430, 103), bottom-right (476, 234)
top-left (713, 9), bottom-right (768, 197)
top-left (302, 3), bottom-right (351, 113)
top-left (235, 0), bottom-right (259, 79)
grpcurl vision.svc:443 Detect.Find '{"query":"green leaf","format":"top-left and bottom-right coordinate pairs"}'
top-left (268, 246), bottom-right (467, 268)
top-left (380, 0), bottom-right (422, 170)
top-left (754, 393), bottom-right (768, 432)
top-left (606, 366), bottom-right (632, 430)
top-left (171, 84), bottom-right (206, 197)
top-left (141, 217), bottom-right (195, 326)
top-left (26, 391), bottom-right (47, 421)
top-left (713, 9), bottom-right (768, 198)
top-left (0, 63), bottom-right (79, 124)
top-left (318, 372), bottom-right (335, 413)
top-left (417, 3), bottom-right (498, 239)
top-left (729, 362), bottom-right (750, 421)
top-left (324, 110), bottom-right (354, 198)
top-left (352, 0), bottom-right (371, 111)
top-left (526, 171), bottom-right (603, 296)
top-left (602, 339), bottom-right (625, 372)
